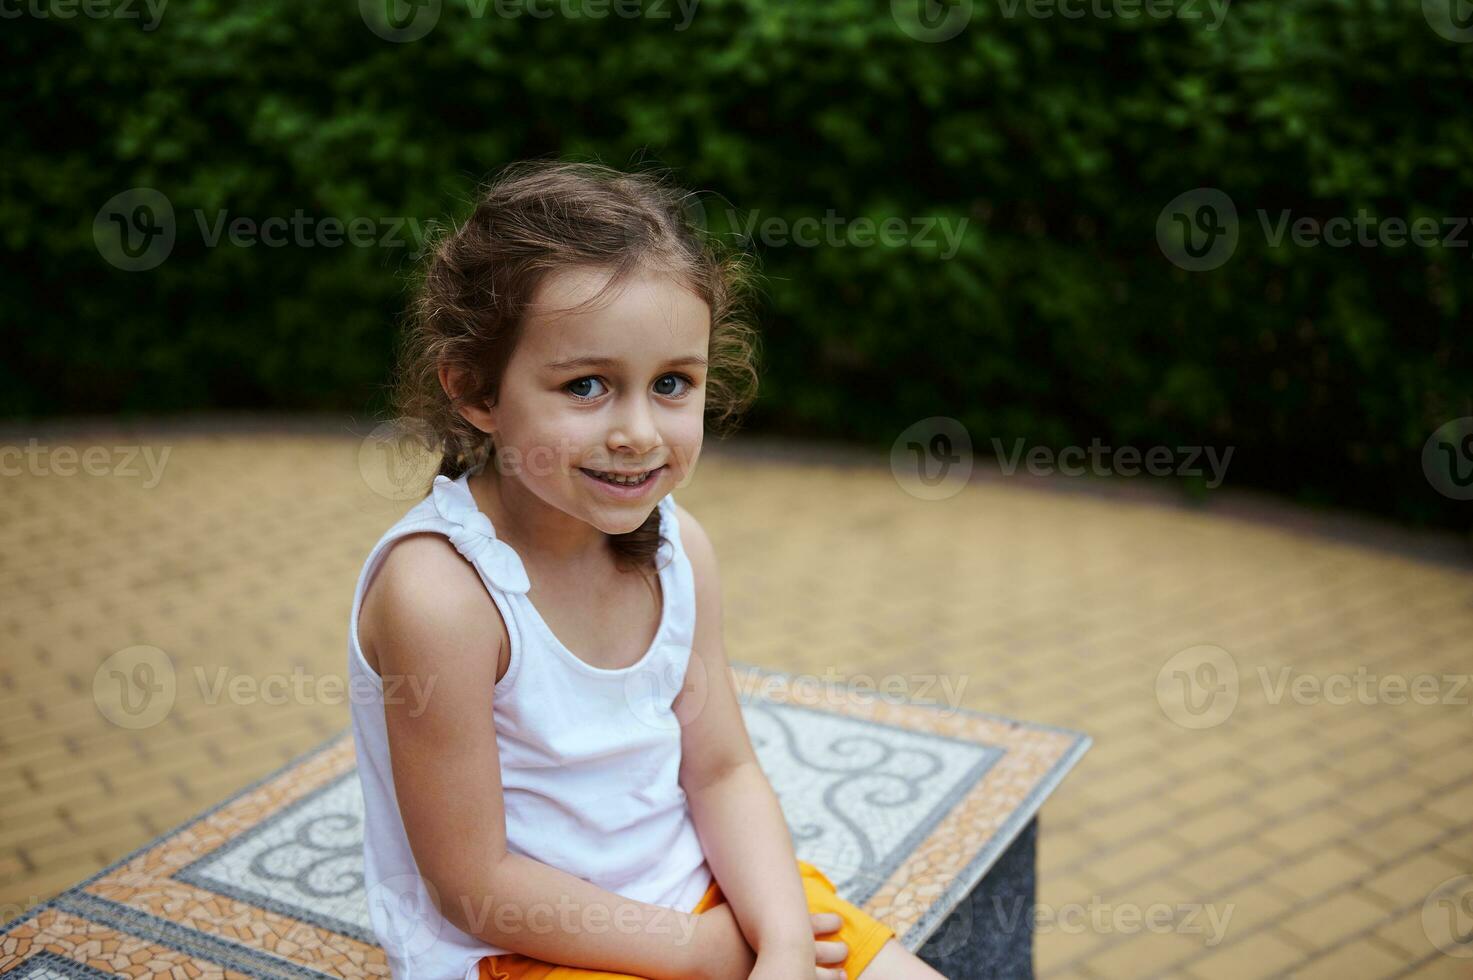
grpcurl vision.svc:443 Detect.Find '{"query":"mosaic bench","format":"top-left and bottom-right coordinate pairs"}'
top-left (0, 664), bottom-right (1089, 980)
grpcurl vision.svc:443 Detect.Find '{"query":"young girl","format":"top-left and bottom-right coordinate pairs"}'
top-left (348, 160), bottom-right (947, 980)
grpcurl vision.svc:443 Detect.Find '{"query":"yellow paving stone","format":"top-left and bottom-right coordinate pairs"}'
top-left (1266, 842), bottom-right (1378, 896)
top-left (1203, 882), bottom-right (1298, 938)
top-left (1172, 805), bottom-right (1265, 850)
top-left (1432, 837), bottom-right (1473, 866)
top-left (1278, 891), bottom-right (1397, 950)
top-left (1256, 769), bottom-right (1342, 817)
top-left (1404, 954), bottom-right (1473, 978)
top-left (1188, 929), bottom-right (1310, 980)
top-left (1424, 781), bottom-right (1473, 825)
top-left (1082, 930), bottom-right (1206, 978)
top-left (1081, 838), bottom-right (1191, 886)
top-left (1352, 812), bottom-right (1456, 865)
top-left (1260, 807), bottom-right (1361, 856)
top-left (1287, 937), bottom-right (1414, 979)
top-left (1374, 908), bottom-right (1448, 960)
top-left (1176, 843), bottom-right (1280, 896)
top-left (1362, 851), bottom-right (1468, 908)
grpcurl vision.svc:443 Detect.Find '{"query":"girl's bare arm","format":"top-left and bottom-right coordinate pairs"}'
top-left (365, 534), bottom-right (739, 979)
top-left (672, 507), bottom-right (817, 966)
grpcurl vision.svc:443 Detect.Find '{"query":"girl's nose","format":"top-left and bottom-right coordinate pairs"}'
top-left (608, 394), bottom-right (661, 454)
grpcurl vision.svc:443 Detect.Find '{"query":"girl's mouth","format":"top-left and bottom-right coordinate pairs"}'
top-left (579, 465), bottom-right (665, 496)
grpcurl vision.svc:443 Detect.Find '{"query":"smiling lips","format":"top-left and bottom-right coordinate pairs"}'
top-left (581, 466), bottom-right (663, 487)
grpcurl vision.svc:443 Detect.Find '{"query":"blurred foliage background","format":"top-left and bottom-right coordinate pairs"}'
top-left (3, 0), bottom-right (1469, 529)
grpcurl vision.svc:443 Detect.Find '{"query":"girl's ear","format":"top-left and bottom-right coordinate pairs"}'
top-left (438, 364), bottom-right (497, 435)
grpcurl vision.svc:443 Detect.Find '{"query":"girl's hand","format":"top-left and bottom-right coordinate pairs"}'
top-left (693, 907), bottom-right (851, 980)
top-left (809, 912), bottom-right (850, 978)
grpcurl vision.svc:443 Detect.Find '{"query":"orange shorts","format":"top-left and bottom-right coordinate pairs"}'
top-left (478, 859), bottom-right (896, 980)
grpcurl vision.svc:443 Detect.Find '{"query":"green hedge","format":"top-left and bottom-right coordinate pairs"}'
top-left (3, 0), bottom-right (1469, 529)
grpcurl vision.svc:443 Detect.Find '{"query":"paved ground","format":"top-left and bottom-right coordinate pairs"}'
top-left (2, 419), bottom-right (1470, 978)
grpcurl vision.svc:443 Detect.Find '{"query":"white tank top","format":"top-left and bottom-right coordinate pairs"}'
top-left (347, 471), bottom-right (713, 980)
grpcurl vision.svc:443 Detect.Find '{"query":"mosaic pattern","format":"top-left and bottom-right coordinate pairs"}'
top-left (0, 665), bottom-right (1087, 979)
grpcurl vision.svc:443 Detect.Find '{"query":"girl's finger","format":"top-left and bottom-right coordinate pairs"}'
top-left (810, 912), bottom-right (843, 935)
top-left (815, 968), bottom-right (846, 980)
top-left (815, 939), bottom-right (849, 965)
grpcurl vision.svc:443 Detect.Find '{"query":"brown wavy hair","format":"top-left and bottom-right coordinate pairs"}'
top-left (389, 157), bottom-right (762, 574)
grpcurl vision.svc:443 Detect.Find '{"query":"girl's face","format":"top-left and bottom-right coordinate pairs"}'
top-left (474, 265), bottom-right (710, 536)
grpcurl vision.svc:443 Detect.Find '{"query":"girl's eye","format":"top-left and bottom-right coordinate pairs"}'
top-left (565, 374), bottom-right (695, 402)
top-left (654, 373), bottom-right (695, 398)
top-left (565, 377), bottom-right (608, 401)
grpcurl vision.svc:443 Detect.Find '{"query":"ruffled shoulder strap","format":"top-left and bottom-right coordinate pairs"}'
top-left (429, 474), bottom-right (533, 595)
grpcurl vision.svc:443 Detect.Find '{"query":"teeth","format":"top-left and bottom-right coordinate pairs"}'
top-left (590, 469), bottom-right (650, 486)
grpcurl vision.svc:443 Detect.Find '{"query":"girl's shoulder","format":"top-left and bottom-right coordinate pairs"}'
top-left (358, 530), bottom-right (511, 683)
